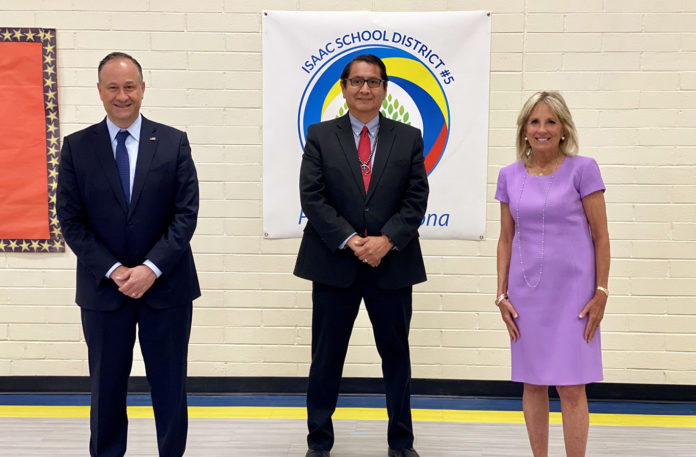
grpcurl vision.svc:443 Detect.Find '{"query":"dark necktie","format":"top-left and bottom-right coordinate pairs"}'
top-left (358, 126), bottom-right (371, 192)
top-left (115, 130), bottom-right (130, 203)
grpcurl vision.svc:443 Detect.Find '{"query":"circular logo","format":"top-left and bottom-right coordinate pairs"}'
top-left (298, 45), bottom-right (450, 175)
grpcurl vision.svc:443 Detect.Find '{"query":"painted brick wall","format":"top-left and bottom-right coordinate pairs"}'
top-left (0, 0), bottom-right (694, 385)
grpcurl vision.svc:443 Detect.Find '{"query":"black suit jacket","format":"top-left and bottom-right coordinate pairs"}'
top-left (57, 116), bottom-right (200, 310)
top-left (294, 114), bottom-right (428, 289)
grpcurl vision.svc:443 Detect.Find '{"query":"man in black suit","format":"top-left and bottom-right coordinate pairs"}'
top-left (294, 54), bottom-right (428, 457)
top-left (57, 52), bottom-right (199, 457)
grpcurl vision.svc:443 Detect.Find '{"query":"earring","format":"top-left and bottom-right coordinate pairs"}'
top-left (525, 149), bottom-right (531, 157)
top-left (561, 136), bottom-right (565, 141)
top-left (524, 136), bottom-right (528, 141)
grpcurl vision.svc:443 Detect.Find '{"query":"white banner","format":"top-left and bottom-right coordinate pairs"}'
top-left (263, 11), bottom-right (491, 240)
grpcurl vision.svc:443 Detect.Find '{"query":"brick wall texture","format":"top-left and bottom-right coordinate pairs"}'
top-left (0, 0), bottom-right (694, 385)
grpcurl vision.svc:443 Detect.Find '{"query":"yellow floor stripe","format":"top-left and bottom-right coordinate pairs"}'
top-left (0, 406), bottom-right (89, 418)
top-left (0, 406), bottom-right (693, 428)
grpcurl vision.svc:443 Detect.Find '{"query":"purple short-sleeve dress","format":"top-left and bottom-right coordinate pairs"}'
top-left (495, 156), bottom-right (605, 386)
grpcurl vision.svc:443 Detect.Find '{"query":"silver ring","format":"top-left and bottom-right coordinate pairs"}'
top-left (131, 293), bottom-right (136, 297)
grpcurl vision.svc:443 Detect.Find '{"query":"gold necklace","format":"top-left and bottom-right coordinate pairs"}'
top-left (529, 156), bottom-right (562, 176)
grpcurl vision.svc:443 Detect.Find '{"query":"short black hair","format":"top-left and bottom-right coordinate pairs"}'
top-left (98, 51), bottom-right (143, 83)
top-left (340, 54), bottom-right (388, 87)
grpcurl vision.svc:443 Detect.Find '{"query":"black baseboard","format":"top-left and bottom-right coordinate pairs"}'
top-left (1, 376), bottom-right (694, 402)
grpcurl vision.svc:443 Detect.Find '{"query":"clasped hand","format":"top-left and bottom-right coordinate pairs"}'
top-left (347, 234), bottom-right (393, 267)
top-left (110, 265), bottom-right (156, 299)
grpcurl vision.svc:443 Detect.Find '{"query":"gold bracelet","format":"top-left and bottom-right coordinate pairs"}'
top-left (596, 286), bottom-right (609, 297)
top-left (495, 293), bottom-right (507, 306)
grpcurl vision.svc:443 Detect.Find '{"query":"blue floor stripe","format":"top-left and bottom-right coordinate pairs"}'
top-left (1, 394), bottom-right (695, 415)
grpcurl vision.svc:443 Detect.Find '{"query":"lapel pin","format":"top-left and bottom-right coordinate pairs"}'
top-left (149, 137), bottom-right (156, 141)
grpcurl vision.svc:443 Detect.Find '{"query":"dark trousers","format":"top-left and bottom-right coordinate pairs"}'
top-left (81, 299), bottom-right (192, 457)
top-left (307, 266), bottom-right (414, 451)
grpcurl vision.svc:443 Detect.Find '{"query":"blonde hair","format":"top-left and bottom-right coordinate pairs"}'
top-left (516, 91), bottom-right (579, 162)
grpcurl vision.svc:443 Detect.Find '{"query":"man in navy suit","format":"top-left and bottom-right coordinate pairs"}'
top-left (57, 52), bottom-right (199, 457)
top-left (294, 54), bottom-right (428, 457)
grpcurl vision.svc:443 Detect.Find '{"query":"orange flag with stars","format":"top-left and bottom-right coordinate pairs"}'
top-left (0, 28), bottom-right (63, 252)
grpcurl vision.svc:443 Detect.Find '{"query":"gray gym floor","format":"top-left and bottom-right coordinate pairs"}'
top-left (1, 417), bottom-right (694, 456)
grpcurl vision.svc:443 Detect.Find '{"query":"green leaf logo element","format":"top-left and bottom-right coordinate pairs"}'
top-left (378, 96), bottom-right (412, 124)
top-left (336, 102), bottom-right (349, 118)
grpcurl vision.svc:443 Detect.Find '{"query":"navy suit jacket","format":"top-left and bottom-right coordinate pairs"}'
top-left (294, 114), bottom-right (429, 289)
top-left (57, 116), bottom-right (200, 310)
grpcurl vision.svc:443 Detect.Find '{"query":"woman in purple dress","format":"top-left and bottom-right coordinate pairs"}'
top-left (495, 91), bottom-right (610, 457)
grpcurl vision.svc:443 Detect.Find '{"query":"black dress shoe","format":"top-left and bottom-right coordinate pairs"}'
top-left (305, 450), bottom-right (330, 457)
top-left (388, 448), bottom-right (420, 457)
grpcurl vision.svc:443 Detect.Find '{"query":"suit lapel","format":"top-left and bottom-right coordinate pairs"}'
top-left (92, 120), bottom-right (129, 213)
top-left (366, 115), bottom-right (395, 202)
top-left (129, 116), bottom-right (157, 216)
top-left (335, 114), bottom-right (366, 197)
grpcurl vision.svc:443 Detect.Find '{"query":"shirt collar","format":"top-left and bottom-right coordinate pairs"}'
top-left (348, 112), bottom-right (379, 137)
top-left (106, 114), bottom-right (142, 143)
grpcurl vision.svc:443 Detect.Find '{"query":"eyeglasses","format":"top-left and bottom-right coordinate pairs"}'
top-left (343, 77), bottom-right (385, 88)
